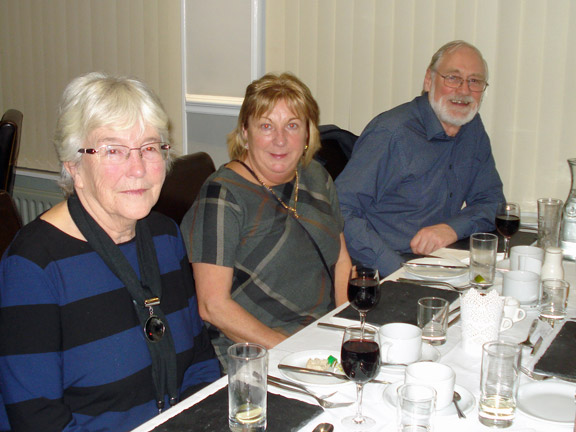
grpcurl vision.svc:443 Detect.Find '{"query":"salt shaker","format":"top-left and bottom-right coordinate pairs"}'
top-left (540, 247), bottom-right (564, 280)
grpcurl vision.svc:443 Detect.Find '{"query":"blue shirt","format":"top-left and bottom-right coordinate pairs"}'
top-left (335, 94), bottom-right (504, 276)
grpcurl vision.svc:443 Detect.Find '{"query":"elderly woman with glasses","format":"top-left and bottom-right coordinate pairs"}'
top-left (0, 72), bottom-right (220, 432)
top-left (181, 72), bottom-right (352, 370)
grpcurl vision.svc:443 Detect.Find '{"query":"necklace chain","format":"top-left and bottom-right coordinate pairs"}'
top-left (253, 169), bottom-right (299, 218)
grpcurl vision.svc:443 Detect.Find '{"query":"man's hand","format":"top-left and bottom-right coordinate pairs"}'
top-left (410, 224), bottom-right (458, 255)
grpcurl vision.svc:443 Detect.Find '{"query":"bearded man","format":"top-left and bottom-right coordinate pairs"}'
top-left (336, 40), bottom-right (504, 276)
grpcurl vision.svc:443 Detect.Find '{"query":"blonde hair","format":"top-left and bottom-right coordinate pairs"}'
top-left (54, 72), bottom-right (172, 196)
top-left (227, 72), bottom-right (320, 166)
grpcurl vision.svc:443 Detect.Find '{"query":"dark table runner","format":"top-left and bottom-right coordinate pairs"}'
top-left (447, 230), bottom-right (537, 252)
top-left (150, 386), bottom-right (323, 432)
top-left (335, 281), bottom-right (460, 325)
top-left (534, 321), bottom-right (576, 380)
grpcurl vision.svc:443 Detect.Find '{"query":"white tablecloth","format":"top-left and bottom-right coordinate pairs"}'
top-left (133, 249), bottom-right (576, 432)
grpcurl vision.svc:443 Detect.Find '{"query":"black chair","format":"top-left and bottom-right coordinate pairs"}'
top-left (315, 124), bottom-right (358, 180)
top-left (152, 152), bottom-right (216, 225)
top-left (0, 190), bottom-right (22, 257)
top-left (0, 109), bottom-right (23, 195)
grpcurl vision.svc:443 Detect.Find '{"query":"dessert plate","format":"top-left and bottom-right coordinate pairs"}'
top-left (517, 381), bottom-right (576, 424)
top-left (279, 350), bottom-right (346, 386)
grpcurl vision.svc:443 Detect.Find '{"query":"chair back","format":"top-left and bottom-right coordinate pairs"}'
top-left (0, 190), bottom-right (22, 257)
top-left (316, 124), bottom-right (358, 180)
top-left (0, 109), bottom-right (23, 195)
top-left (153, 152), bottom-right (216, 225)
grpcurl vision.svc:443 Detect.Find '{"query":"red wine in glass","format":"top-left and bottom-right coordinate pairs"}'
top-left (348, 267), bottom-right (380, 328)
top-left (495, 202), bottom-right (521, 259)
top-left (341, 325), bottom-right (381, 429)
top-left (341, 339), bottom-right (381, 383)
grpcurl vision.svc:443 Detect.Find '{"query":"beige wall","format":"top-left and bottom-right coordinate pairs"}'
top-left (266, 0), bottom-right (576, 213)
top-left (0, 0), bottom-right (184, 173)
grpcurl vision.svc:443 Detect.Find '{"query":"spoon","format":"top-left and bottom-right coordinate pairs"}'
top-left (453, 391), bottom-right (465, 419)
top-left (312, 423), bottom-right (334, 432)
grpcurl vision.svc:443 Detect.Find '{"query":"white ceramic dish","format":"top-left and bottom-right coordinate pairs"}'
top-left (380, 344), bottom-right (441, 375)
top-left (279, 350), bottom-right (347, 386)
top-left (403, 258), bottom-right (468, 281)
top-left (382, 381), bottom-right (475, 417)
top-left (517, 380), bottom-right (576, 424)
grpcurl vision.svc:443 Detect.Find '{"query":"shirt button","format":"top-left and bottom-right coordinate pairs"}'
top-left (449, 164), bottom-right (453, 169)
top-left (449, 193), bottom-right (453, 198)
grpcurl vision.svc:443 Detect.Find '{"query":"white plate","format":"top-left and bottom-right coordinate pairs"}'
top-left (279, 350), bottom-right (346, 386)
top-left (380, 344), bottom-right (441, 375)
top-left (517, 381), bottom-right (576, 424)
top-left (403, 258), bottom-right (468, 281)
top-left (382, 382), bottom-right (475, 417)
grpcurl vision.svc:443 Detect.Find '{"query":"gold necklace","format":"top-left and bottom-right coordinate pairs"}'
top-left (254, 169), bottom-right (299, 219)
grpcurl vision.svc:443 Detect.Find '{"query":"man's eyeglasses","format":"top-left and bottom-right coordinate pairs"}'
top-left (78, 142), bottom-right (171, 165)
top-left (436, 72), bottom-right (488, 92)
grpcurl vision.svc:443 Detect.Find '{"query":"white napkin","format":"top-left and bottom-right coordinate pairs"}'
top-left (461, 289), bottom-right (505, 355)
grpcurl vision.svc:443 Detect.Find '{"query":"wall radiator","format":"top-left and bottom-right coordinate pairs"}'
top-left (13, 189), bottom-right (63, 225)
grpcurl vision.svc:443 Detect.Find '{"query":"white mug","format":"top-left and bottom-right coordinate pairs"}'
top-left (500, 316), bottom-right (514, 331)
top-left (405, 362), bottom-right (455, 410)
top-left (510, 246), bottom-right (544, 275)
top-left (379, 323), bottom-right (422, 364)
top-left (502, 270), bottom-right (541, 304)
top-left (502, 296), bottom-right (527, 323)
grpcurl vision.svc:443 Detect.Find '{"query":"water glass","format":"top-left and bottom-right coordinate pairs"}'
top-left (228, 343), bottom-right (268, 432)
top-left (478, 341), bottom-right (522, 428)
top-left (417, 297), bottom-right (449, 346)
top-left (540, 279), bottom-right (570, 321)
top-left (469, 233), bottom-right (498, 287)
top-left (397, 383), bottom-right (436, 432)
top-left (537, 198), bottom-right (563, 249)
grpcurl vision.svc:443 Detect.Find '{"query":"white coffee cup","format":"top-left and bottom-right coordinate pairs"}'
top-left (502, 270), bottom-right (541, 304)
top-left (510, 246), bottom-right (544, 275)
top-left (405, 362), bottom-right (455, 410)
top-left (502, 296), bottom-right (527, 323)
top-left (379, 323), bottom-right (422, 364)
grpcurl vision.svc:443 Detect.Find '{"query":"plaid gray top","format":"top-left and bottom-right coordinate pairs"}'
top-left (181, 160), bottom-right (343, 366)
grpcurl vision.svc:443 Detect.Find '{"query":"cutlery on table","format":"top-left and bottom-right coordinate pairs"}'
top-left (267, 375), bottom-right (354, 409)
top-left (403, 262), bottom-right (469, 270)
top-left (530, 336), bottom-right (544, 356)
top-left (277, 364), bottom-right (390, 384)
top-left (453, 391), bottom-right (466, 419)
top-left (520, 366), bottom-right (576, 384)
top-left (397, 278), bottom-right (472, 291)
top-left (519, 319), bottom-right (539, 348)
top-left (312, 423), bottom-right (334, 432)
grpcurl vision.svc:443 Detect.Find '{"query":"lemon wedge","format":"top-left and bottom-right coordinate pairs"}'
top-left (235, 405), bottom-right (263, 424)
top-left (474, 274), bottom-right (487, 283)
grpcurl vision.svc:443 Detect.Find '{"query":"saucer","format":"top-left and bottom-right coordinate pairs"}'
top-left (380, 344), bottom-right (441, 375)
top-left (382, 382), bottom-right (475, 417)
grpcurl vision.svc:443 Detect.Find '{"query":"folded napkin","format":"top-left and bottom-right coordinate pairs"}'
top-left (335, 281), bottom-right (460, 326)
top-left (151, 386), bottom-right (323, 432)
top-left (534, 320), bottom-right (576, 380)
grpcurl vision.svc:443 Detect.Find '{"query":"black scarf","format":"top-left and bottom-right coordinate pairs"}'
top-left (67, 194), bottom-right (178, 412)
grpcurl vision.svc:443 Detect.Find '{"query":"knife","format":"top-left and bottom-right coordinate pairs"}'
top-left (404, 262), bottom-right (468, 270)
top-left (531, 336), bottom-right (544, 356)
top-left (277, 364), bottom-right (390, 384)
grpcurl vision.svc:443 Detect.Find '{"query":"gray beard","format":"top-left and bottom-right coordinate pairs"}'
top-left (429, 84), bottom-right (481, 127)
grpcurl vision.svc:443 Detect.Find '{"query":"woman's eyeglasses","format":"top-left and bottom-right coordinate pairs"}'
top-left (78, 142), bottom-right (170, 165)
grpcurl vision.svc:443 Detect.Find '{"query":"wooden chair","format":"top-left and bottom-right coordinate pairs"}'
top-left (0, 190), bottom-right (22, 257)
top-left (152, 152), bottom-right (216, 225)
top-left (0, 109), bottom-right (23, 195)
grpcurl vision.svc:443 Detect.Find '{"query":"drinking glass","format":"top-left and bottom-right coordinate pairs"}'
top-left (496, 202), bottom-right (521, 259)
top-left (341, 324), bottom-right (381, 430)
top-left (348, 266), bottom-right (380, 329)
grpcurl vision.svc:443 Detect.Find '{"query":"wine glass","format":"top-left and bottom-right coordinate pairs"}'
top-left (495, 202), bottom-right (521, 259)
top-left (341, 324), bottom-right (381, 429)
top-left (348, 266), bottom-right (380, 329)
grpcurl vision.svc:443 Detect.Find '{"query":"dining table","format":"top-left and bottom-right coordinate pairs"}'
top-left (132, 246), bottom-right (576, 432)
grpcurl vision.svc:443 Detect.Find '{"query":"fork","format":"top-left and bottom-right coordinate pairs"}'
top-left (520, 366), bottom-right (576, 384)
top-left (267, 375), bottom-right (354, 409)
top-left (397, 278), bottom-right (472, 291)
